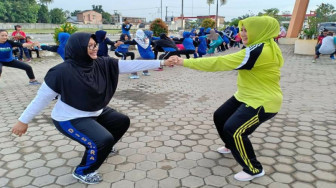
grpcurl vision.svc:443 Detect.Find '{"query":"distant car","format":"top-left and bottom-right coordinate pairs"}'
top-left (318, 22), bottom-right (336, 33)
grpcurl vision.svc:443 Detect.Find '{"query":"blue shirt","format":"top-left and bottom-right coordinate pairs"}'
top-left (0, 40), bottom-right (21, 62)
top-left (116, 44), bottom-right (130, 53)
top-left (183, 38), bottom-right (195, 50)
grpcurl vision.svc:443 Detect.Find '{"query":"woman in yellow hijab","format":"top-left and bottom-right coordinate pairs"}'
top-left (173, 16), bottom-right (284, 181)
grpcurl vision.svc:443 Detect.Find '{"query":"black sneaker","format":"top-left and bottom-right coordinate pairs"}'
top-left (72, 171), bottom-right (102, 184)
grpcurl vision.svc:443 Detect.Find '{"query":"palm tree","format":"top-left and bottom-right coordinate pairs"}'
top-left (215, 0), bottom-right (227, 27)
top-left (207, 0), bottom-right (214, 16)
top-left (39, 0), bottom-right (54, 5)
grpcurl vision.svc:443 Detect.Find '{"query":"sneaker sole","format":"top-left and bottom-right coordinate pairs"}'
top-left (72, 173), bottom-right (100, 185)
top-left (234, 170), bottom-right (265, 181)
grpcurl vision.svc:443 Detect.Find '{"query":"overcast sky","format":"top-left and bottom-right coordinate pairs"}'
top-left (48, 0), bottom-right (335, 22)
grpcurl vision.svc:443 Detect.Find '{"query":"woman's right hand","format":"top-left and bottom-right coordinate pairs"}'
top-left (12, 121), bottom-right (28, 137)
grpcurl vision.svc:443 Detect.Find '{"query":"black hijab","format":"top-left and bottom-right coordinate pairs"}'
top-left (44, 32), bottom-right (120, 111)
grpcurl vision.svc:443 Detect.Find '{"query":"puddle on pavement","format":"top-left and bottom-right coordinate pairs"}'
top-left (114, 86), bottom-right (172, 109)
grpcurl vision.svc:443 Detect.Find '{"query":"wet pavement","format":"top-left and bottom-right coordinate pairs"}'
top-left (0, 45), bottom-right (335, 188)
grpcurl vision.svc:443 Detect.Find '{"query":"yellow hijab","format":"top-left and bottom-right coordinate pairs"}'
top-left (239, 16), bottom-right (284, 67)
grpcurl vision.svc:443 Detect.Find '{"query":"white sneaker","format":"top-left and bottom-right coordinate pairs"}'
top-left (217, 146), bottom-right (231, 154)
top-left (72, 171), bottom-right (102, 184)
top-left (129, 75), bottom-right (140, 79)
top-left (110, 146), bottom-right (117, 155)
top-left (234, 170), bottom-right (265, 181)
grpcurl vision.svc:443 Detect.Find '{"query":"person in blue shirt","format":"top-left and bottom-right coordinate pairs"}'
top-left (95, 30), bottom-right (120, 57)
top-left (180, 31), bottom-right (196, 59)
top-left (0, 30), bottom-right (41, 85)
top-left (41, 32), bottom-right (70, 60)
top-left (123, 29), bottom-right (155, 79)
top-left (115, 34), bottom-right (134, 60)
top-left (198, 27), bottom-right (206, 36)
top-left (121, 18), bottom-right (132, 39)
top-left (195, 36), bottom-right (207, 58)
top-left (144, 30), bottom-right (160, 41)
top-left (205, 27), bottom-right (212, 35)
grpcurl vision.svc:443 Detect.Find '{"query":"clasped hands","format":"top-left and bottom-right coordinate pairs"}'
top-left (163, 56), bottom-right (184, 66)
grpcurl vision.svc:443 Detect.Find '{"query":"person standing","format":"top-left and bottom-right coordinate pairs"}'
top-left (0, 29), bottom-right (41, 85)
top-left (12, 32), bottom-right (174, 184)
top-left (173, 16), bottom-right (283, 181)
top-left (12, 25), bottom-right (31, 62)
top-left (122, 18), bottom-right (132, 39)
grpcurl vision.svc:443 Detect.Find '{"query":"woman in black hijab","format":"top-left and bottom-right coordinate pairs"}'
top-left (153, 33), bottom-right (180, 60)
top-left (12, 33), bottom-right (174, 184)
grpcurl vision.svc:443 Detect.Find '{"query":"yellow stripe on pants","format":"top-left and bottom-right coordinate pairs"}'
top-left (233, 115), bottom-right (260, 174)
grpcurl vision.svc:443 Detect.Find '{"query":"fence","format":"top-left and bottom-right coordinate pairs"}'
top-left (0, 23), bottom-right (122, 30)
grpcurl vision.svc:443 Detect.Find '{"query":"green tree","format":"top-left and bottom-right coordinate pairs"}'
top-left (186, 20), bottom-right (199, 29)
top-left (92, 5), bottom-right (104, 13)
top-left (330, 14), bottom-right (336, 21)
top-left (92, 4), bottom-right (112, 24)
top-left (229, 13), bottom-right (251, 26)
top-left (39, 0), bottom-right (54, 4)
top-left (54, 22), bottom-right (77, 44)
top-left (0, 1), bottom-right (7, 22)
top-left (316, 3), bottom-right (335, 22)
top-left (37, 4), bottom-right (50, 23)
top-left (262, 8), bottom-right (280, 22)
top-left (207, 0), bottom-right (214, 15)
top-left (0, 0), bottom-right (39, 23)
top-left (149, 18), bottom-right (168, 36)
top-left (50, 8), bottom-right (66, 24)
top-left (229, 18), bottom-right (240, 27)
top-left (71, 10), bottom-right (81, 16)
top-left (102, 12), bottom-right (112, 24)
top-left (201, 18), bottom-right (215, 28)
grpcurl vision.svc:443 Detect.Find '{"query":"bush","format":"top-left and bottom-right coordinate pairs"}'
top-left (201, 18), bottom-right (215, 28)
top-left (149, 18), bottom-right (168, 37)
top-left (301, 17), bottom-right (318, 39)
top-left (53, 22), bottom-right (78, 45)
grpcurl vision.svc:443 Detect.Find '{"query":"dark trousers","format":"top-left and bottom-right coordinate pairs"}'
top-left (18, 46), bottom-right (30, 59)
top-left (28, 49), bottom-right (40, 58)
top-left (178, 50), bottom-right (195, 59)
top-left (158, 51), bottom-right (180, 60)
top-left (213, 96), bottom-right (277, 175)
top-left (115, 51), bottom-right (135, 60)
top-left (53, 107), bottom-right (130, 175)
top-left (0, 59), bottom-right (35, 79)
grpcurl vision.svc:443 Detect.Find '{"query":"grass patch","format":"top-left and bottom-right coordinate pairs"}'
top-left (6, 28), bottom-right (127, 35)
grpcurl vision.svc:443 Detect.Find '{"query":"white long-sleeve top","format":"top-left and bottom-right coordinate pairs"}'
top-left (19, 60), bottom-right (161, 124)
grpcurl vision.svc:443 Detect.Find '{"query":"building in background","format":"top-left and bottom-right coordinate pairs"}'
top-left (77, 10), bottom-right (102, 24)
top-left (171, 15), bottom-right (225, 30)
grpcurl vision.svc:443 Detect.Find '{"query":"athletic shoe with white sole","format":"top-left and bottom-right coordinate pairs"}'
top-left (234, 170), bottom-right (265, 181)
top-left (217, 146), bottom-right (231, 154)
top-left (72, 171), bottom-right (102, 184)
